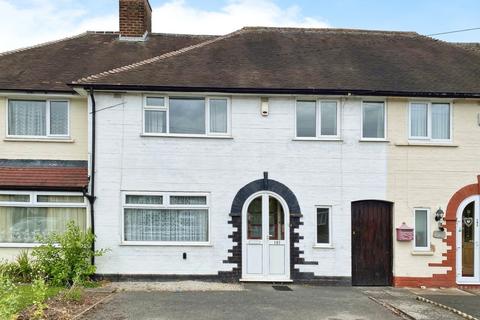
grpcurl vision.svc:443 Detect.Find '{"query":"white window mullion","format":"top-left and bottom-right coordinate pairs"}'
top-left (46, 101), bottom-right (51, 136)
top-left (316, 100), bottom-right (321, 138)
top-left (205, 98), bottom-right (211, 135)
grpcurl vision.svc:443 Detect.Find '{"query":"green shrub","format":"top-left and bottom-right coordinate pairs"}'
top-left (62, 282), bottom-right (85, 302)
top-left (0, 274), bottom-right (21, 320)
top-left (0, 251), bottom-right (40, 283)
top-left (31, 277), bottom-right (49, 320)
top-left (32, 221), bottom-right (107, 287)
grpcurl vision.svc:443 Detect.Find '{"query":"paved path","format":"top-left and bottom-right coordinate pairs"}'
top-left (420, 293), bottom-right (480, 319)
top-left (82, 284), bottom-right (401, 320)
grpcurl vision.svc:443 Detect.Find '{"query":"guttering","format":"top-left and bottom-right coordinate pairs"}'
top-left (83, 88), bottom-right (97, 266)
top-left (69, 84), bottom-right (480, 99)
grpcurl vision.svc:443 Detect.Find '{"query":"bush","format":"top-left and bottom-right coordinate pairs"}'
top-left (0, 274), bottom-right (21, 320)
top-left (0, 251), bottom-right (39, 284)
top-left (31, 277), bottom-right (48, 319)
top-left (32, 221), bottom-right (107, 287)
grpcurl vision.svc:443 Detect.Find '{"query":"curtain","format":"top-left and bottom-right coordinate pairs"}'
top-left (0, 207), bottom-right (86, 243)
top-left (126, 195), bottom-right (163, 205)
top-left (296, 100), bottom-right (316, 137)
top-left (415, 210), bottom-right (428, 248)
top-left (124, 209), bottom-right (208, 242)
top-left (0, 194), bottom-right (30, 202)
top-left (431, 103), bottom-right (450, 139)
top-left (209, 99), bottom-right (228, 133)
top-left (145, 110), bottom-right (166, 133)
top-left (8, 100), bottom-right (46, 136)
top-left (362, 102), bottom-right (385, 138)
top-left (320, 101), bottom-right (337, 136)
top-left (410, 103), bottom-right (428, 137)
top-left (170, 196), bottom-right (206, 205)
top-left (49, 101), bottom-right (68, 135)
top-left (37, 195), bottom-right (84, 203)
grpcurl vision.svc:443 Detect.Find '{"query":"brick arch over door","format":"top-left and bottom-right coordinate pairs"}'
top-left (218, 173), bottom-right (321, 282)
top-left (394, 175), bottom-right (480, 287)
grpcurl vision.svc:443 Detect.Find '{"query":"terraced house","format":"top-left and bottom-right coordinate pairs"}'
top-left (1, 0), bottom-right (479, 287)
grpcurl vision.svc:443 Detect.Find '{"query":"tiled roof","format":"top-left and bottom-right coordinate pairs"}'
top-left (0, 160), bottom-right (88, 191)
top-left (75, 27), bottom-right (480, 97)
top-left (0, 32), bottom-right (216, 93)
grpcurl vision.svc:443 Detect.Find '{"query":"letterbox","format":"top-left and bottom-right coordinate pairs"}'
top-left (396, 222), bottom-right (414, 241)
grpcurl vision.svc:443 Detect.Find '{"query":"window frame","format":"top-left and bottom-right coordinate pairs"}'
top-left (413, 207), bottom-right (431, 252)
top-left (294, 99), bottom-right (341, 140)
top-left (314, 205), bottom-right (333, 247)
top-left (6, 98), bottom-right (70, 139)
top-left (408, 101), bottom-right (452, 142)
top-left (142, 95), bottom-right (231, 138)
top-left (0, 191), bottom-right (87, 247)
top-left (361, 100), bottom-right (387, 141)
top-left (121, 191), bottom-right (211, 246)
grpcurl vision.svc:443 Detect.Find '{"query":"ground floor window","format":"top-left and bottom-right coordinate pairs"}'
top-left (315, 206), bottom-right (331, 246)
top-left (414, 208), bottom-right (430, 251)
top-left (122, 192), bottom-right (209, 244)
top-left (0, 191), bottom-right (87, 244)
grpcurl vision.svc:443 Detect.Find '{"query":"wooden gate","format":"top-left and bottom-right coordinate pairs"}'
top-left (351, 200), bottom-right (393, 286)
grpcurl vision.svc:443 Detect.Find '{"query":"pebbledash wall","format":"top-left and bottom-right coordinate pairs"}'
top-left (92, 92), bottom-right (389, 280)
top-left (387, 98), bottom-right (480, 287)
top-left (0, 95), bottom-right (88, 160)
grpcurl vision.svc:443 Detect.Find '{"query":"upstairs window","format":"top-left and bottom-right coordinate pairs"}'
top-left (362, 101), bottom-right (386, 139)
top-left (7, 100), bottom-right (69, 137)
top-left (410, 102), bottom-right (451, 141)
top-left (143, 96), bottom-right (230, 136)
top-left (296, 100), bottom-right (339, 139)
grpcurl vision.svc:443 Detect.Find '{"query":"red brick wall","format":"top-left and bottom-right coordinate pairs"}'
top-left (394, 176), bottom-right (480, 287)
top-left (119, 0), bottom-right (152, 37)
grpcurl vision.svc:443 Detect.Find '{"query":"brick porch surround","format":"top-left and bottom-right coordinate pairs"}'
top-left (394, 175), bottom-right (480, 288)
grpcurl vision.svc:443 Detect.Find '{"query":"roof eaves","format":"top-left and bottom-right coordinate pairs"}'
top-left (72, 28), bottom-right (247, 85)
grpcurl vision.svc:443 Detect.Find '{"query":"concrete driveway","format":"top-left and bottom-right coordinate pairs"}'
top-left (82, 284), bottom-right (402, 320)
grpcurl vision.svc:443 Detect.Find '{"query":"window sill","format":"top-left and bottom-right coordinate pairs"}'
top-left (359, 139), bottom-right (390, 143)
top-left (395, 142), bottom-right (459, 147)
top-left (293, 138), bottom-right (343, 142)
top-left (0, 243), bottom-right (42, 248)
top-left (140, 134), bottom-right (233, 139)
top-left (313, 244), bottom-right (334, 249)
top-left (411, 250), bottom-right (435, 256)
top-left (120, 241), bottom-right (213, 247)
top-left (4, 137), bottom-right (74, 143)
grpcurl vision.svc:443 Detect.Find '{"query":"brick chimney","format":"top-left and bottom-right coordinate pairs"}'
top-left (119, 0), bottom-right (152, 38)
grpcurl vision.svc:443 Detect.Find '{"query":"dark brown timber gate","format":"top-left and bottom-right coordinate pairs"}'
top-left (351, 200), bottom-right (393, 286)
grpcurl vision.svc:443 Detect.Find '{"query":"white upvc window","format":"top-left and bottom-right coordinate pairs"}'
top-left (122, 192), bottom-right (210, 246)
top-left (361, 101), bottom-right (387, 140)
top-left (295, 100), bottom-right (340, 139)
top-left (7, 99), bottom-right (70, 138)
top-left (315, 206), bottom-right (332, 247)
top-left (409, 102), bottom-right (452, 141)
top-left (413, 208), bottom-right (431, 251)
top-left (0, 191), bottom-right (87, 246)
top-left (143, 96), bottom-right (231, 137)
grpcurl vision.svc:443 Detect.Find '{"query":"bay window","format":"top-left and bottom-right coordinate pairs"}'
top-left (0, 192), bottom-right (87, 245)
top-left (409, 102), bottom-right (451, 141)
top-left (8, 99), bottom-right (69, 137)
top-left (143, 96), bottom-right (230, 136)
top-left (123, 192), bottom-right (209, 244)
top-left (296, 100), bottom-right (340, 139)
top-left (362, 101), bottom-right (386, 139)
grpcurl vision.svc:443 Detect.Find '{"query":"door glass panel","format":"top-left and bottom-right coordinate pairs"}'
top-left (462, 201), bottom-right (475, 277)
top-left (269, 197), bottom-right (284, 240)
top-left (247, 197), bottom-right (262, 240)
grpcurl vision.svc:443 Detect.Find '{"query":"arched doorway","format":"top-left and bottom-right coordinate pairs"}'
top-left (242, 191), bottom-right (290, 281)
top-left (456, 195), bottom-right (480, 284)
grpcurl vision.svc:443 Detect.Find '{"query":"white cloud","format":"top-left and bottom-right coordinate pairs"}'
top-left (0, 0), bottom-right (329, 52)
top-left (153, 0), bottom-right (329, 35)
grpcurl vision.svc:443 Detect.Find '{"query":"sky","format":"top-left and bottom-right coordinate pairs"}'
top-left (0, 0), bottom-right (479, 52)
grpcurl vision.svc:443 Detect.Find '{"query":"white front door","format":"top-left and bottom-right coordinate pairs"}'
top-left (241, 192), bottom-right (290, 281)
top-left (457, 196), bottom-right (480, 284)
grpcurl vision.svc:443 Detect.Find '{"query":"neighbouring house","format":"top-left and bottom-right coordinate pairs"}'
top-left (1, 0), bottom-right (480, 287)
